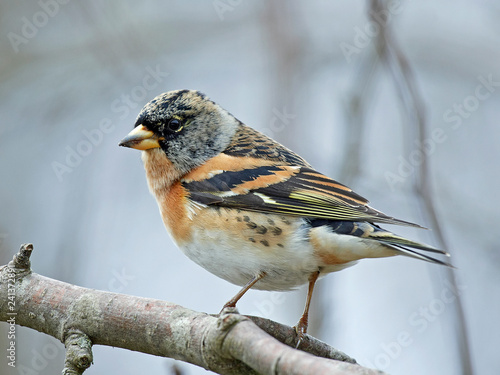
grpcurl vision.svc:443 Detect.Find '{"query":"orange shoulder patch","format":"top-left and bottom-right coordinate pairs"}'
top-left (230, 166), bottom-right (298, 194)
top-left (182, 153), bottom-right (277, 183)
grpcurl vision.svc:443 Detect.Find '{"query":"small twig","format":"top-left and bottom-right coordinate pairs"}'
top-left (340, 47), bottom-right (382, 186)
top-left (63, 329), bottom-right (93, 375)
top-left (10, 243), bottom-right (33, 272)
top-left (368, 1), bottom-right (474, 374)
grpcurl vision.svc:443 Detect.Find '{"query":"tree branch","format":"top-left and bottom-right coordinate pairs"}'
top-left (0, 244), bottom-right (383, 375)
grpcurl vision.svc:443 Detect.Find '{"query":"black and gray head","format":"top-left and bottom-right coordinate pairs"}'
top-left (119, 89), bottom-right (238, 173)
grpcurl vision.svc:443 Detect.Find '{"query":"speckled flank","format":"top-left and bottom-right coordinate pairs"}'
top-left (223, 210), bottom-right (287, 249)
top-left (177, 206), bottom-right (321, 290)
top-left (240, 215), bottom-right (289, 248)
top-left (165, 198), bottom-right (292, 252)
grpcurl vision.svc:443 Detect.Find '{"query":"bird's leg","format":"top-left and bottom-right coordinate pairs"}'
top-left (220, 271), bottom-right (267, 313)
top-left (294, 270), bottom-right (320, 347)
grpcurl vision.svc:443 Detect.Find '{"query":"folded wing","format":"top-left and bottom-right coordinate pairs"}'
top-left (183, 165), bottom-right (422, 227)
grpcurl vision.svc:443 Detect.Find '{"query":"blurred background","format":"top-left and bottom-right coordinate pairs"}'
top-left (0, 1), bottom-right (498, 374)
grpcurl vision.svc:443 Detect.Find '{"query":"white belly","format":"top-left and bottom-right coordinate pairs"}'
top-left (174, 209), bottom-right (355, 290)
top-left (179, 233), bottom-right (313, 290)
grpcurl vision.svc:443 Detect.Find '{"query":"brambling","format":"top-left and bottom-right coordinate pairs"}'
top-left (119, 89), bottom-right (450, 342)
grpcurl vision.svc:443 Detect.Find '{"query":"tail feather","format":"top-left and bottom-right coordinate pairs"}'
top-left (389, 245), bottom-right (454, 267)
top-left (366, 225), bottom-right (452, 267)
top-left (310, 219), bottom-right (453, 267)
top-left (369, 230), bottom-right (449, 256)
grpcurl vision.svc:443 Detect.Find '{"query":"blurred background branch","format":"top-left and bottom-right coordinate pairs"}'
top-left (368, 1), bottom-right (473, 374)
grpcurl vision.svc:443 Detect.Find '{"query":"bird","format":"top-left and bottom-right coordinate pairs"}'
top-left (119, 89), bottom-right (450, 344)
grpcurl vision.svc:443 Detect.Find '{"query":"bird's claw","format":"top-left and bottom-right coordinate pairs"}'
top-left (293, 321), bottom-right (308, 349)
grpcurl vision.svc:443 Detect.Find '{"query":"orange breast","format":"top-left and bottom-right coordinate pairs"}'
top-left (141, 149), bottom-right (193, 245)
top-left (157, 182), bottom-right (193, 245)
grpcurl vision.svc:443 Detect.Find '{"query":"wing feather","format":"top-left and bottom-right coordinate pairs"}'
top-left (183, 164), bottom-right (421, 227)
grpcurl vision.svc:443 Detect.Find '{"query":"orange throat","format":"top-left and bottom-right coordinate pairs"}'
top-left (141, 148), bottom-right (192, 244)
top-left (141, 148), bottom-right (183, 194)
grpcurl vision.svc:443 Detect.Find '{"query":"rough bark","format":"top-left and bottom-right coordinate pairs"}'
top-left (0, 244), bottom-right (384, 375)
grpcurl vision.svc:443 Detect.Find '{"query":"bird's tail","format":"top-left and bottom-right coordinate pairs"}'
top-left (368, 227), bottom-right (452, 267)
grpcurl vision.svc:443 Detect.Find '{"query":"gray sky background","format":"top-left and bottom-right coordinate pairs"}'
top-left (1, 1), bottom-right (499, 374)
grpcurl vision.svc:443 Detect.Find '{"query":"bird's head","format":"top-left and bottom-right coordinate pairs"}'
top-left (119, 89), bottom-right (238, 174)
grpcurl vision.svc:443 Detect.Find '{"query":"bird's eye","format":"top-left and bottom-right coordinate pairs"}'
top-left (166, 118), bottom-right (183, 133)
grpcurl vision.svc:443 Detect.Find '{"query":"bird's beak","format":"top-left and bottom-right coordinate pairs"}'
top-left (119, 125), bottom-right (163, 150)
